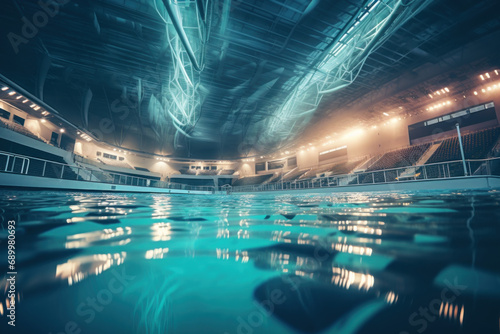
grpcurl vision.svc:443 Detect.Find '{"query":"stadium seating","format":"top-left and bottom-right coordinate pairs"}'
top-left (424, 127), bottom-right (500, 178)
top-left (218, 169), bottom-right (235, 175)
top-left (367, 143), bottom-right (431, 171)
top-left (232, 174), bottom-right (274, 186)
top-left (97, 157), bottom-right (134, 169)
top-left (328, 159), bottom-right (367, 176)
top-left (282, 168), bottom-right (311, 181)
top-left (426, 127), bottom-right (500, 164)
top-left (0, 118), bottom-right (46, 143)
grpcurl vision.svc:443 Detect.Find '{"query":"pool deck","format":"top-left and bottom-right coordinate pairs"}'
top-left (0, 172), bottom-right (213, 195)
top-left (232, 175), bottom-right (500, 195)
top-left (2, 173), bottom-right (499, 195)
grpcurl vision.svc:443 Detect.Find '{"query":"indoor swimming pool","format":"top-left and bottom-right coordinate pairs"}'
top-left (1, 189), bottom-right (500, 334)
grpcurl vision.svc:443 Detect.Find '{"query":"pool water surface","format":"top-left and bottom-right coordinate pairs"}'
top-left (0, 189), bottom-right (500, 334)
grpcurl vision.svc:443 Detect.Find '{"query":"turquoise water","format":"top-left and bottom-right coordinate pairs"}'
top-left (1, 190), bottom-right (500, 334)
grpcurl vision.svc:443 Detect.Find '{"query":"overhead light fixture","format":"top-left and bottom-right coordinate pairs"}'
top-left (41, 119), bottom-right (46, 123)
top-left (486, 73), bottom-right (490, 79)
top-left (22, 99), bottom-right (28, 103)
top-left (1, 86), bottom-right (8, 91)
top-left (16, 95), bottom-right (22, 100)
top-left (480, 75), bottom-right (485, 80)
top-left (60, 128), bottom-right (65, 133)
top-left (444, 87), bottom-right (449, 92)
top-left (8, 91), bottom-right (15, 96)
top-left (34, 106), bottom-right (40, 110)
top-left (474, 91), bottom-right (478, 95)
top-left (383, 112), bottom-right (389, 116)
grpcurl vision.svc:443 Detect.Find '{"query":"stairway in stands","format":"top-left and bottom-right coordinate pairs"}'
top-left (397, 142), bottom-right (441, 179)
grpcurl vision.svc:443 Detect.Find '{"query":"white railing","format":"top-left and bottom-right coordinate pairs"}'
top-left (0, 151), bottom-right (215, 193)
top-left (231, 157), bottom-right (500, 193)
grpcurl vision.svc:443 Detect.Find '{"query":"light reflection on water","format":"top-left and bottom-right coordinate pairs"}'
top-left (0, 190), bottom-right (500, 334)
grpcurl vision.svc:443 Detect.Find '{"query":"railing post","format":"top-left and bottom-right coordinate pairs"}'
top-left (42, 161), bottom-right (47, 176)
top-left (467, 161), bottom-right (472, 176)
top-left (447, 164), bottom-right (451, 177)
top-left (455, 123), bottom-right (468, 176)
top-left (372, 172), bottom-right (375, 184)
top-left (25, 158), bottom-right (30, 175)
top-left (423, 166), bottom-right (427, 179)
top-left (357, 174), bottom-right (359, 184)
top-left (5, 155), bottom-right (10, 172)
top-left (383, 171), bottom-right (387, 183)
top-left (60, 165), bottom-right (65, 179)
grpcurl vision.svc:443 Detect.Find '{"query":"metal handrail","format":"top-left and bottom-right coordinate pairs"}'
top-left (231, 157), bottom-right (500, 193)
top-left (0, 151), bottom-right (214, 192)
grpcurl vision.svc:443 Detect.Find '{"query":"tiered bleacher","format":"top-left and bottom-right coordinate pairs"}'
top-left (424, 127), bottom-right (500, 178)
top-left (282, 168), bottom-right (311, 181)
top-left (97, 157), bottom-right (133, 169)
top-left (427, 127), bottom-right (500, 163)
top-left (180, 167), bottom-right (196, 175)
top-left (218, 169), bottom-right (235, 175)
top-left (327, 158), bottom-right (367, 176)
top-left (197, 170), bottom-right (219, 175)
top-left (232, 174), bottom-right (274, 186)
top-left (366, 143), bottom-right (431, 171)
top-left (0, 118), bottom-right (46, 143)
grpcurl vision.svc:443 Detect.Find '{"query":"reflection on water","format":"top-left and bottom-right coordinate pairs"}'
top-left (0, 190), bottom-right (500, 333)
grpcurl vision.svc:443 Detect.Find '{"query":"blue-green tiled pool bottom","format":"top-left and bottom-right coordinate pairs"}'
top-left (1, 190), bottom-right (499, 334)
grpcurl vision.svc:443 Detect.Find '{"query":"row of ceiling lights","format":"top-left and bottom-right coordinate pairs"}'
top-left (302, 69), bottom-right (500, 152)
top-left (2, 86), bottom-right (42, 110)
top-left (1, 85), bottom-right (77, 137)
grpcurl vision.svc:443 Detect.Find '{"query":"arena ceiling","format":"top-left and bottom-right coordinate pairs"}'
top-left (0, 0), bottom-right (499, 159)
